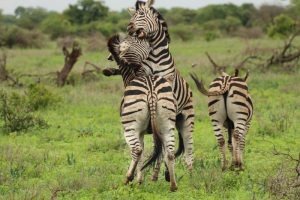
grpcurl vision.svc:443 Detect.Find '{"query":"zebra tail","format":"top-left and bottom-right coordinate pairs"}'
top-left (190, 73), bottom-right (229, 96)
top-left (142, 94), bottom-right (163, 170)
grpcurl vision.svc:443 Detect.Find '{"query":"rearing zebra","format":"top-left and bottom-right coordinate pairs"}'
top-left (190, 71), bottom-right (253, 171)
top-left (125, 0), bottom-right (195, 170)
top-left (108, 34), bottom-right (178, 191)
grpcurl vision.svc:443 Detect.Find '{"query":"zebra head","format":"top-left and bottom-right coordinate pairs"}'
top-left (127, 0), bottom-right (160, 39)
top-left (107, 34), bottom-right (151, 68)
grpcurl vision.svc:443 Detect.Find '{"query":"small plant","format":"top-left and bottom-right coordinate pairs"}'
top-left (26, 84), bottom-right (60, 111)
top-left (0, 90), bottom-right (48, 133)
top-left (204, 31), bottom-right (219, 42)
top-left (67, 153), bottom-right (76, 165)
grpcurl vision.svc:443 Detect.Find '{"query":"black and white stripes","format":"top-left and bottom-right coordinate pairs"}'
top-left (108, 35), bottom-right (178, 191)
top-left (127, 0), bottom-right (194, 170)
top-left (191, 71), bottom-right (253, 171)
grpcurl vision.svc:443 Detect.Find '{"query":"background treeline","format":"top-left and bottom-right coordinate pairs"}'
top-left (0, 0), bottom-right (299, 48)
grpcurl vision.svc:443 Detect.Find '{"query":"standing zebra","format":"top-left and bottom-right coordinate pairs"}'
top-left (108, 34), bottom-right (178, 191)
top-left (105, 0), bottom-right (194, 171)
top-left (190, 71), bottom-right (253, 171)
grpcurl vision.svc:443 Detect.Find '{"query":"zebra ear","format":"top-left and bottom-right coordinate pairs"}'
top-left (128, 7), bottom-right (136, 16)
top-left (146, 0), bottom-right (155, 7)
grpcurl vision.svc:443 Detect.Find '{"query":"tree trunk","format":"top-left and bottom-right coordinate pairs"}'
top-left (57, 42), bottom-right (81, 87)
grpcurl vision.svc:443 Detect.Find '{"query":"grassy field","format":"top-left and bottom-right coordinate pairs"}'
top-left (0, 37), bottom-right (300, 199)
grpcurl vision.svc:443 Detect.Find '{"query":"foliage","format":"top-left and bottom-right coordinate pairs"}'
top-left (204, 31), bottom-right (220, 42)
top-left (0, 90), bottom-right (48, 133)
top-left (40, 13), bottom-right (74, 39)
top-left (14, 6), bottom-right (50, 29)
top-left (268, 14), bottom-right (296, 38)
top-left (63, 0), bottom-right (109, 25)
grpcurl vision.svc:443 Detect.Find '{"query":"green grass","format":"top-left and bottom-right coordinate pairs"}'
top-left (1, 37), bottom-right (300, 199)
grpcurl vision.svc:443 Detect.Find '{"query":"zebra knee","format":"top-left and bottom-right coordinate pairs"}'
top-left (218, 138), bottom-right (225, 146)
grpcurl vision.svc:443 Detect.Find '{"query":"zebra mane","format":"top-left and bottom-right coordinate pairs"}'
top-left (135, 2), bottom-right (171, 43)
top-left (107, 35), bottom-right (122, 65)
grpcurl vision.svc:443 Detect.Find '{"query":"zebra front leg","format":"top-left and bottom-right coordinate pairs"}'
top-left (124, 130), bottom-right (143, 184)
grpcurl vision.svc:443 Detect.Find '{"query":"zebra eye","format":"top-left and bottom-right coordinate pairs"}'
top-left (139, 11), bottom-right (145, 16)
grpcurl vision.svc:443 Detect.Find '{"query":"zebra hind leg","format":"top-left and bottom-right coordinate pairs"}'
top-left (124, 131), bottom-right (143, 184)
top-left (179, 103), bottom-right (195, 171)
top-left (136, 135), bottom-right (145, 184)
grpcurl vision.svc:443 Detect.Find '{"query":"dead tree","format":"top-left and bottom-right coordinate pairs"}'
top-left (0, 51), bottom-right (8, 82)
top-left (57, 42), bottom-right (81, 87)
top-left (205, 52), bottom-right (257, 75)
top-left (263, 31), bottom-right (300, 71)
top-left (0, 51), bottom-right (22, 86)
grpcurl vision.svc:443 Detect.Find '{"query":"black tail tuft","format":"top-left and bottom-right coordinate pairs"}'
top-left (175, 130), bottom-right (184, 157)
top-left (141, 132), bottom-right (162, 170)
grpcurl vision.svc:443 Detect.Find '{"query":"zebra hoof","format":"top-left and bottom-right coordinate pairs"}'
top-left (170, 183), bottom-right (178, 192)
top-left (124, 174), bottom-right (134, 184)
top-left (151, 175), bottom-right (158, 182)
top-left (165, 170), bottom-right (170, 182)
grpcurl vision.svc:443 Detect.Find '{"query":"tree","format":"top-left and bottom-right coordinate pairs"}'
top-left (268, 14), bottom-right (296, 38)
top-left (14, 6), bottom-right (50, 29)
top-left (40, 13), bottom-right (73, 39)
top-left (63, 0), bottom-right (109, 24)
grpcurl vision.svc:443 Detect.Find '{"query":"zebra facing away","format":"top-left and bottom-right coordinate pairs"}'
top-left (108, 34), bottom-right (178, 191)
top-left (126, 0), bottom-right (195, 171)
top-left (190, 71), bottom-right (253, 171)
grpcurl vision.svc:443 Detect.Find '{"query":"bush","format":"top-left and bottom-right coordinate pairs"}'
top-left (26, 84), bottom-right (61, 111)
top-left (170, 24), bottom-right (198, 41)
top-left (204, 31), bottom-right (220, 42)
top-left (0, 90), bottom-right (48, 133)
top-left (0, 25), bottom-right (46, 48)
top-left (268, 14), bottom-right (296, 38)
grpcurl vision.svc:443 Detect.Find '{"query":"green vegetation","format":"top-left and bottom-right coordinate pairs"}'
top-left (0, 0), bottom-right (298, 47)
top-left (0, 38), bottom-right (299, 199)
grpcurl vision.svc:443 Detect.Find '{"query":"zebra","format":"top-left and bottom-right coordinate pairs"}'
top-left (105, 0), bottom-right (194, 171)
top-left (107, 34), bottom-right (178, 191)
top-left (190, 70), bottom-right (253, 171)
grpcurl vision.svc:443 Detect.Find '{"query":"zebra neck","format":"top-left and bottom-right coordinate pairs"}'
top-left (145, 26), bottom-right (175, 78)
top-left (119, 65), bottom-right (145, 87)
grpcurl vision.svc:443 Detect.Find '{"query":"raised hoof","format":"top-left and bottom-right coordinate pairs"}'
top-left (170, 184), bottom-right (178, 192)
top-left (164, 170), bottom-right (170, 182)
top-left (102, 68), bottom-right (116, 76)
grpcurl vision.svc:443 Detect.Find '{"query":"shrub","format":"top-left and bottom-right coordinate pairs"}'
top-left (0, 25), bottom-right (46, 48)
top-left (26, 84), bottom-right (61, 111)
top-left (204, 31), bottom-right (220, 42)
top-left (0, 90), bottom-right (48, 133)
top-left (268, 14), bottom-right (296, 38)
